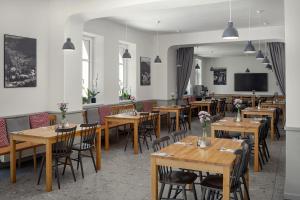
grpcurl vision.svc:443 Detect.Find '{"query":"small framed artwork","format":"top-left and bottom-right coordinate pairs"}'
top-left (4, 34), bottom-right (37, 88)
top-left (213, 68), bottom-right (227, 85)
top-left (140, 57), bottom-right (151, 86)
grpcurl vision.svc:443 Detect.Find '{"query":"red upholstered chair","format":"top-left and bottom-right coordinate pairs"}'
top-left (98, 105), bottom-right (112, 125)
top-left (143, 101), bottom-right (153, 112)
top-left (29, 112), bottom-right (50, 129)
top-left (0, 118), bottom-right (9, 148)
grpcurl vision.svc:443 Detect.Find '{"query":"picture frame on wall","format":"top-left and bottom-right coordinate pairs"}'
top-left (213, 68), bottom-right (227, 85)
top-left (4, 34), bottom-right (37, 88)
top-left (140, 57), bottom-right (151, 86)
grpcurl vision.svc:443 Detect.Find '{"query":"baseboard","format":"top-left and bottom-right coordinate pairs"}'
top-left (284, 192), bottom-right (300, 200)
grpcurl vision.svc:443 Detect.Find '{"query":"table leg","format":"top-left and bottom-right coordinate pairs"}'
top-left (188, 107), bottom-right (192, 130)
top-left (45, 141), bottom-right (52, 192)
top-left (208, 105), bottom-right (211, 114)
top-left (151, 157), bottom-right (158, 200)
top-left (254, 129), bottom-right (260, 172)
top-left (105, 120), bottom-right (109, 151)
top-left (96, 128), bottom-right (101, 170)
top-left (133, 121), bottom-right (139, 154)
top-left (270, 115), bottom-right (275, 141)
top-left (223, 167), bottom-right (230, 200)
top-left (156, 114), bottom-right (161, 138)
top-left (10, 139), bottom-right (16, 183)
top-left (33, 147), bottom-right (37, 174)
top-left (175, 110), bottom-right (180, 131)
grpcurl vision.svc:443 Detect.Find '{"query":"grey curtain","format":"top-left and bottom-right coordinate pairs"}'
top-left (176, 47), bottom-right (194, 100)
top-left (267, 42), bottom-right (286, 95)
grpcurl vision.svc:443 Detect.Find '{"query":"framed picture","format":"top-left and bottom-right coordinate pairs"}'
top-left (4, 34), bottom-right (37, 88)
top-left (213, 68), bottom-right (227, 85)
top-left (140, 57), bottom-right (151, 86)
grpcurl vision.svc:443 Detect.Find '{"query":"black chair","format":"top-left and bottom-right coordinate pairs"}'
top-left (210, 100), bottom-right (218, 116)
top-left (274, 107), bottom-right (281, 140)
top-left (152, 136), bottom-right (198, 200)
top-left (144, 112), bottom-right (160, 141)
top-left (171, 130), bottom-right (188, 142)
top-left (169, 105), bottom-right (190, 132)
top-left (37, 126), bottom-right (77, 189)
top-left (124, 113), bottom-right (150, 153)
top-left (200, 144), bottom-right (248, 200)
top-left (71, 123), bottom-right (98, 178)
top-left (219, 99), bottom-right (226, 117)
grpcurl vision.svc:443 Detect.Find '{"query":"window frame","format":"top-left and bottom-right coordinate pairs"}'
top-left (82, 36), bottom-right (94, 97)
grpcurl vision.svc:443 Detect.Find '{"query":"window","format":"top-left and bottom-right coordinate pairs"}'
top-left (119, 44), bottom-right (129, 96)
top-left (82, 37), bottom-right (93, 98)
top-left (195, 60), bottom-right (202, 85)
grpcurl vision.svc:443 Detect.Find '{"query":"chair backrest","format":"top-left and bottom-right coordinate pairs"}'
top-left (241, 140), bottom-right (251, 175)
top-left (171, 130), bottom-right (187, 142)
top-left (219, 99), bottom-right (226, 114)
top-left (86, 108), bottom-right (100, 124)
top-left (275, 107), bottom-right (281, 124)
top-left (152, 136), bottom-right (172, 179)
top-left (135, 102), bottom-right (144, 112)
top-left (139, 112), bottom-right (150, 127)
top-left (98, 105), bottom-right (112, 125)
top-left (150, 112), bottom-right (159, 131)
top-left (230, 148), bottom-right (245, 187)
top-left (6, 116), bottom-right (30, 133)
top-left (79, 123), bottom-right (98, 150)
top-left (0, 118), bottom-right (9, 148)
top-left (54, 126), bottom-right (77, 156)
top-left (29, 112), bottom-right (50, 129)
top-left (49, 114), bottom-right (57, 125)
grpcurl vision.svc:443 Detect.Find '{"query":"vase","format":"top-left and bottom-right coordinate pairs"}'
top-left (236, 109), bottom-right (241, 122)
top-left (91, 97), bottom-right (96, 103)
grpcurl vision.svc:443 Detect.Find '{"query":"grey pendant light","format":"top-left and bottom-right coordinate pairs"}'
top-left (256, 10), bottom-right (264, 60)
top-left (122, 23), bottom-right (131, 59)
top-left (245, 68), bottom-right (250, 73)
top-left (154, 20), bottom-right (162, 63)
top-left (63, 38), bottom-right (75, 50)
top-left (195, 63), bottom-right (200, 69)
top-left (244, 9), bottom-right (256, 54)
top-left (262, 41), bottom-right (270, 64)
top-left (266, 63), bottom-right (272, 70)
top-left (222, 0), bottom-right (239, 39)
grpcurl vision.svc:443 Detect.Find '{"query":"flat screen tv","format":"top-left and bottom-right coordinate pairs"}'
top-left (234, 73), bottom-right (268, 91)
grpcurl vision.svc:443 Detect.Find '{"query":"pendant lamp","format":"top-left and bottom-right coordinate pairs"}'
top-left (222, 0), bottom-right (239, 39)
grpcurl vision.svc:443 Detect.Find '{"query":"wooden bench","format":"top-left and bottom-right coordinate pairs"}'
top-left (0, 114), bottom-right (56, 172)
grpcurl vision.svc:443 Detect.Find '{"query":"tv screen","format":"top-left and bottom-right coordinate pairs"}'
top-left (234, 73), bottom-right (268, 91)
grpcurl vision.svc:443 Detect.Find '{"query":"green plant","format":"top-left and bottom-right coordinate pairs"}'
top-left (86, 88), bottom-right (100, 98)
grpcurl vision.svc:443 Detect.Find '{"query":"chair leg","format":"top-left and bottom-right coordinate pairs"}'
top-left (233, 191), bottom-right (238, 200)
top-left (201, 188), bottom-right (207, 200)
top-left (78, 152), bottom-right (84, 178)
top-left (124, 132), bottom-right (130, 152)
top-left (37, 155), bottom-right (45, 185)
top-left (192, 183), bottom-right (198, 200)
top-left (62, 157), bottom-right (68, 176)
top-left (264, 140), bottom-right (270, 158)
top-left (138, 136), bottom-right (143, 153)
top-left (182, 185), bottom-right (187, 200)
top-left (242, 176), bottom-right (250, 200)
top-left (239, 185), bottom-right (244, 200)
top-left (158, 183), bottom-right (165, 200)
top-left (55, 158), bottom-right (60, 189)
top-left (167, 184), bottom-right (173, 198)
top-left (68, 156), bottom-right (77, 182)
top-left (89, 148), bottom-right (97, 173)
top-left (76, 151), bottom-right (80, 170)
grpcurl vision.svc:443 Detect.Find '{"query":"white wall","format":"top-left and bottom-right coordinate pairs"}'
top-left (284, 0), bottom-right (300, 199)
top-left (201, 55), bottom-right (281, 95)
top-left (0, 0), bottom-right (49, 117)
top-left (84, 19), bottom-right (157, 104)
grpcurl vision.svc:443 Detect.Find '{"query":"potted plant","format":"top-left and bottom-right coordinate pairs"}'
top-left (233, 99), bottom-right (243, 122)
top-left (87, 88), bottom-right (100, 103)
top-left (198, 111), bottom-right (211, 148)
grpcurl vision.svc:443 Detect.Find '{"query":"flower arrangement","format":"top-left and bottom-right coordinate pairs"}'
top-left (130, 95), bottom-right (135, 102)
top-left (58, 103), bottom-right (68, 120)
top-left (198, 111), bottom-right (211, 128)
top-left (170, 92), bottom-right (176, 100)
top-left (233, 99), bottom-right (243, 110)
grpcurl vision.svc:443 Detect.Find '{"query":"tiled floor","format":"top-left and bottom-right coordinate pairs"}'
top-left (0, 116), bottom-right (286, 200)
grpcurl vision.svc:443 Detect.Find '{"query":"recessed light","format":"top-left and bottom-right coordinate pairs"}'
top-left (256, 10), bottom-right (264, 14)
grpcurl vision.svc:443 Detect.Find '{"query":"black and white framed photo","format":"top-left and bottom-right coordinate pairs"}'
top-left (4, 34), bottom-right (37, 88)
top-left (213, 68), bottom-right (227, 85)
top-left (140, 57), bottom-right (151, 86)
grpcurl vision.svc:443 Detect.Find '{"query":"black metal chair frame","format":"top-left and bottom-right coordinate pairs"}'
top-left (37, 126), bottom-right (77, 189)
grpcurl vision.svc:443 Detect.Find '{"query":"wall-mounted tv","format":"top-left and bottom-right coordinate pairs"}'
top-left (234, 73), bottom-right (268, 91)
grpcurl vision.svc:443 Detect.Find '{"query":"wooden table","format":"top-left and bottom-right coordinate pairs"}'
top-left (241, 107), bottom-right (276, 141)
top-left (152, 106), bottom-right (191, 131)
top-left (190, 100), bottom-right (213, 114)
top-left (10, 124), bottom-right (102, 192)
top-left (261, 101), bottom-right (286, 124)
top-left (151, 136), bottom-right (246, 200)
top-left (104, 112), bottom-right (160, 154)
top-left (211, 117), bottom-right (261, 172)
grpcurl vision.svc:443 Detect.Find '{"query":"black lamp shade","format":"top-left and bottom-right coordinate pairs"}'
top-left (256, 50), bottom-right (264, 60)
top-left (63, 38), bottom-right (75, 50)
top-left (262, 56), bottom-right (270, 64)
top-left (195, 64), bottom-right (200, 69)
top-left (244, 41), bottom-right (256, 54)
top-left (222, 22), bottom-right (239, 39)
top-left (266, 64), bottom-right (273, 70)
top-left (154, 56), bottom-right (162, 63)
top-left (122, 49), bottom-right (131, 59)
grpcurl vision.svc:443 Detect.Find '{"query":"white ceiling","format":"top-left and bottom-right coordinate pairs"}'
top-left (105, 0), bottom-right (284, 33)
top-left (194, 41), bottom-right (267, 57)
